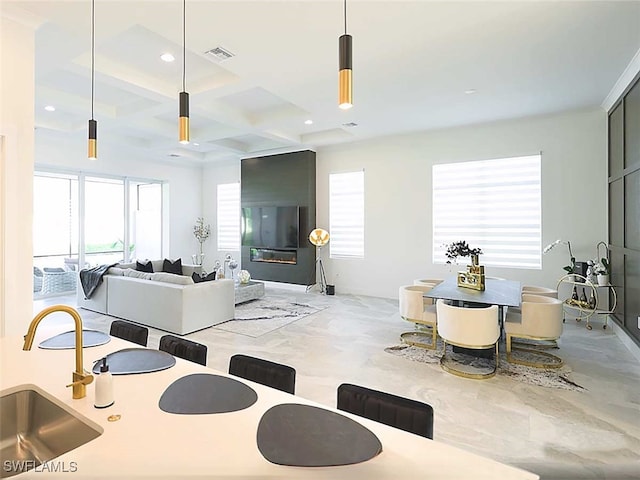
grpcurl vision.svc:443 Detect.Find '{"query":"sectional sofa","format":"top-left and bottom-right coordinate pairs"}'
top-left (77, 260), bottom-right (235, 335)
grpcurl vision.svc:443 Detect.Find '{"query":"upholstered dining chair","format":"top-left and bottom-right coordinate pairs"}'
top-left (509, 287), bottom-right (559, 348)
top-left (110, 320), bottom-right (149, 347)
top-left (521, 285), bottom-right (558, 298)
top-left (504, 294), bottom-right (564, 368)
top-left (436, 299), bottom-right (500, 379)
top-left (412, 279), bottom-right (443, 305)
top-left (399, 285), bottom-right (438, 349)
top-left (337, 383), bottom-right (434, 439)
top-left (159, 335), bottom-right (208, 366)
top-left (228, 354), bottom-right (296, 394)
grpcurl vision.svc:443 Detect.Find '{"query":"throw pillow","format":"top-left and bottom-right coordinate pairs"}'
top-left (136, 260), bottom-right (154, 273)
top-left (192, 271), bottom-right (216, 283)
top-left (163, 258), bottom-right (182, 275)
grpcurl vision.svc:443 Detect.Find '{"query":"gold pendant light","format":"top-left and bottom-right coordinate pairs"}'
top-left (338, 0), bottom-right (352, 110)
top-left (88, 0), bottom-right (97, 160)
top-left (179, 0), bottom-right (190, 144)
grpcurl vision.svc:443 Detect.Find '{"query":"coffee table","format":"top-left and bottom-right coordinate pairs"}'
top-left (235, 281), bottom-right (265, 304)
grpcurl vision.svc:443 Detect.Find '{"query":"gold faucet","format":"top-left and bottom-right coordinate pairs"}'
top-left (23, 305), bottom-right (94, 399)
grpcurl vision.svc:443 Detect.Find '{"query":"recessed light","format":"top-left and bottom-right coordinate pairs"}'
top-left (193, 142), bottom-right (200, 146)
top-left (465, 89), bottom-right (477, 95)
top-left (304, 120), bottom-right (313, 125)
top-left (44, 105), bottom-right (56, 112)
top-left (161, 53), bottom-right (175, 62)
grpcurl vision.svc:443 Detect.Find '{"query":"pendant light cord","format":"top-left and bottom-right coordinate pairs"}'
top-left (182, 0), bottom-right (186, 92)
top-left (343, 0), bottom-right (347, 34)
top-left (91, 0), bottom-right (95, 120)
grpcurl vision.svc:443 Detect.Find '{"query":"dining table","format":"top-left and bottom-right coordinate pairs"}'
top-left (424, 275), bottom-right (522, 322)
top-left (1, 322), bottom-right (538, 479)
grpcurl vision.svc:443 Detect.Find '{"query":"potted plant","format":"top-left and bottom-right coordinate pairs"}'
top-left (563, 256), bottom-right (577, 281)
top-left (593, 258), bottom-right (610, 286)
top-left (192, 217), bottom-right (211, 266)
top-left (444, 240), bottom-right (483, 265)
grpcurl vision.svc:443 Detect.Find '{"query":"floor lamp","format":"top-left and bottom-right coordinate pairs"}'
top-left (306, 228), bottom-right (330, 294)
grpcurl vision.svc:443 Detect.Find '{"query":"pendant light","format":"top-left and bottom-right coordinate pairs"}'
top-left (338, 0), bottom-right (353, 110)
top-left (178, 0), bottom-right (190, 144)
top-left (88, 0), bottom-right (97, 160)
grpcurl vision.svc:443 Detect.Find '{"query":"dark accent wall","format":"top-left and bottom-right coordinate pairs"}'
top-left (608, 71), bottom-right (640, 347)
top-left (241, 151), bottom-right (316, 285)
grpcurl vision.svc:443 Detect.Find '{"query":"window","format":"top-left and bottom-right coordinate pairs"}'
top-left (432, 154), bottom-right (541, 269)
top-left (329, 171), bottom-right (364, 258)
top-left (33, 170), bottom-right (164, 285)
top-left (217, 182), bottom-right (240, 251)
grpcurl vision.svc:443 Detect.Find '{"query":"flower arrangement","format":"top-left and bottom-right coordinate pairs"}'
top-left (444, 240), bottom-right (483, 264)
top-left (193, 217), bottom-right (211, 254)
top-left (593, 258), bottom-right (610, 276)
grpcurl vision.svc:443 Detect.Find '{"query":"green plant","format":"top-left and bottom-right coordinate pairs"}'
top-left (594, 257), bottom-right (610, 275)
top-left (563, 257), bottom-right (576, 275)
top-left (444, 240), bottom-right (483, 264)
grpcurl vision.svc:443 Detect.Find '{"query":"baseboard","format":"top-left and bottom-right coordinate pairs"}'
top-left (609, 316), bottom-right (640, 365)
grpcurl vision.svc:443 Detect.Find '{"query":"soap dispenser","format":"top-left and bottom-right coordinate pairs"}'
top-left (94, 357), bottom-right (114, 409)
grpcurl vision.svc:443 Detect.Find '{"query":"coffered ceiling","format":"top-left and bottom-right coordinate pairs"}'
top-left (3, 1), bottom-right (640, 164)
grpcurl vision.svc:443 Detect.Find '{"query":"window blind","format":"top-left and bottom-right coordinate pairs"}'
top-left (432, 154), bottom-right (541, 269)
top-left (329, 171), bottom-right (364, 258)
top-left (217, 182), bottom-right (240, 251)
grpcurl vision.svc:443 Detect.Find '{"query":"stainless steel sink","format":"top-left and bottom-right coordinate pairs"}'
top-left (0, 385), bottom-right (103, 478)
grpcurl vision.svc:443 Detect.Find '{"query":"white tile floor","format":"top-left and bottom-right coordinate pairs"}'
top-left (33, 287), bottom-right (640, 480)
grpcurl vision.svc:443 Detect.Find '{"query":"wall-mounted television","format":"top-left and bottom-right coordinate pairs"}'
top-left (241, 206), bottom-right (300, 248)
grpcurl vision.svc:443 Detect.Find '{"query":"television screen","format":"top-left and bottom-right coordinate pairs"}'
top-left (241, 206), bottom-right (300, 248)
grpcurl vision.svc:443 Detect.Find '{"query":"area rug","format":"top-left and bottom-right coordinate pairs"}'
top-left (215, 299), bottom-right (327, 338)
top-left (385, 342), bottom-right (586, 392)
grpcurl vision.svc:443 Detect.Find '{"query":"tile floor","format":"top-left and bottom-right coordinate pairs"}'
top-left (32, 287), bottom-right (640, 480)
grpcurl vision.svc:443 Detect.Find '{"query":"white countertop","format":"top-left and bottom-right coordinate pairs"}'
top-left (1, 327), bottom-right (538, 479)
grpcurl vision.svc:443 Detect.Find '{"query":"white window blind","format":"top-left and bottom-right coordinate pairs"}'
top-left (217, 183), bottom-right (240, 251)
top-left (329, 171), bottom-right (364, 258)
top-left (432, 154), bottom-right (541, 269)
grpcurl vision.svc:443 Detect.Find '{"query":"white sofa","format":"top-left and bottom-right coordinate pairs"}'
top-left (77, 260), bottom-right (235, 335)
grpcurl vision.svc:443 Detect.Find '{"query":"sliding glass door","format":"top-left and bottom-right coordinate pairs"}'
top-left (33, 170), bottom-right (165, 296)
top-left (84, 176), bottom-right (125, 266)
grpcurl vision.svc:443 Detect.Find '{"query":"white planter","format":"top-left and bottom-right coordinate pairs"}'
top-left (597, 274), bottom-right (609, 286)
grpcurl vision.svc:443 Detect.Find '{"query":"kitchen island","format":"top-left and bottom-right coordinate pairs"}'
top-left (0, 328), bottom-right (538, 479)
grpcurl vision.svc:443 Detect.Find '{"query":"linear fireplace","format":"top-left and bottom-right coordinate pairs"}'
top-left (250, 248), bottom-right (297, 265)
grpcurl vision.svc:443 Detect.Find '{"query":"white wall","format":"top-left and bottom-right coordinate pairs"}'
top-left (35, 131), bottom-right (203, 266)
top-left (146, 107), bottom-right (608, 300)
top-left (0, 15), bottom-right (36, 336)
top-left (202, 159), bottom-right (240, 272)
top-left (316, 108), bottom-right (607, 298)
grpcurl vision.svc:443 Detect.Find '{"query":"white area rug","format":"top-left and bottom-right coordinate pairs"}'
top-left (215, 299), bottom-right (327, 338)
top-left (385, 342), bottom-right (586, 392)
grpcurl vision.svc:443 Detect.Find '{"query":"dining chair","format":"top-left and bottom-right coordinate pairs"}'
top-left (436, 299), bottom-right (500, 379)
top-left (228, 354), bottom-right (296, 394)
top-left (505, 294), bottom-right (564, 368)
top-left (159, 334), bottom-right (208, 366)
top-left (337, 383), bottom-right (434, 439)
top-left (521, 285), bottom-right (558, 298)
top-left (109, 320), bottom-right (149, 347)
top-left (399, 285), bottom-right (438, 349)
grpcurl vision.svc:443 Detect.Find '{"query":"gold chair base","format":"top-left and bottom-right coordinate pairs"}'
top-left (512, 338), bottom-right (558, 350)
top-left (506, 334), bottom-right (563, 368)
top-left (506, 347), bottom-right (563, 369)
top-left (400, 329), bottom-right (436, 350)
top-left (440, 341), bottom-right (498, 380)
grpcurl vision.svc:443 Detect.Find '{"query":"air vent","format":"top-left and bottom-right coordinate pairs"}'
top-left (204, 46), bottom-right (234, 62)
top-left (342, 122), bottom-right (358, 128)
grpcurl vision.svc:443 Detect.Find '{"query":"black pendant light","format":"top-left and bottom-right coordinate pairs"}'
top-left (338, 0), bottom-right (352, 110)
top-left (88, 0), bottom-right (97, 160)
top-left (179, 0), bottom-right (190, 144)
